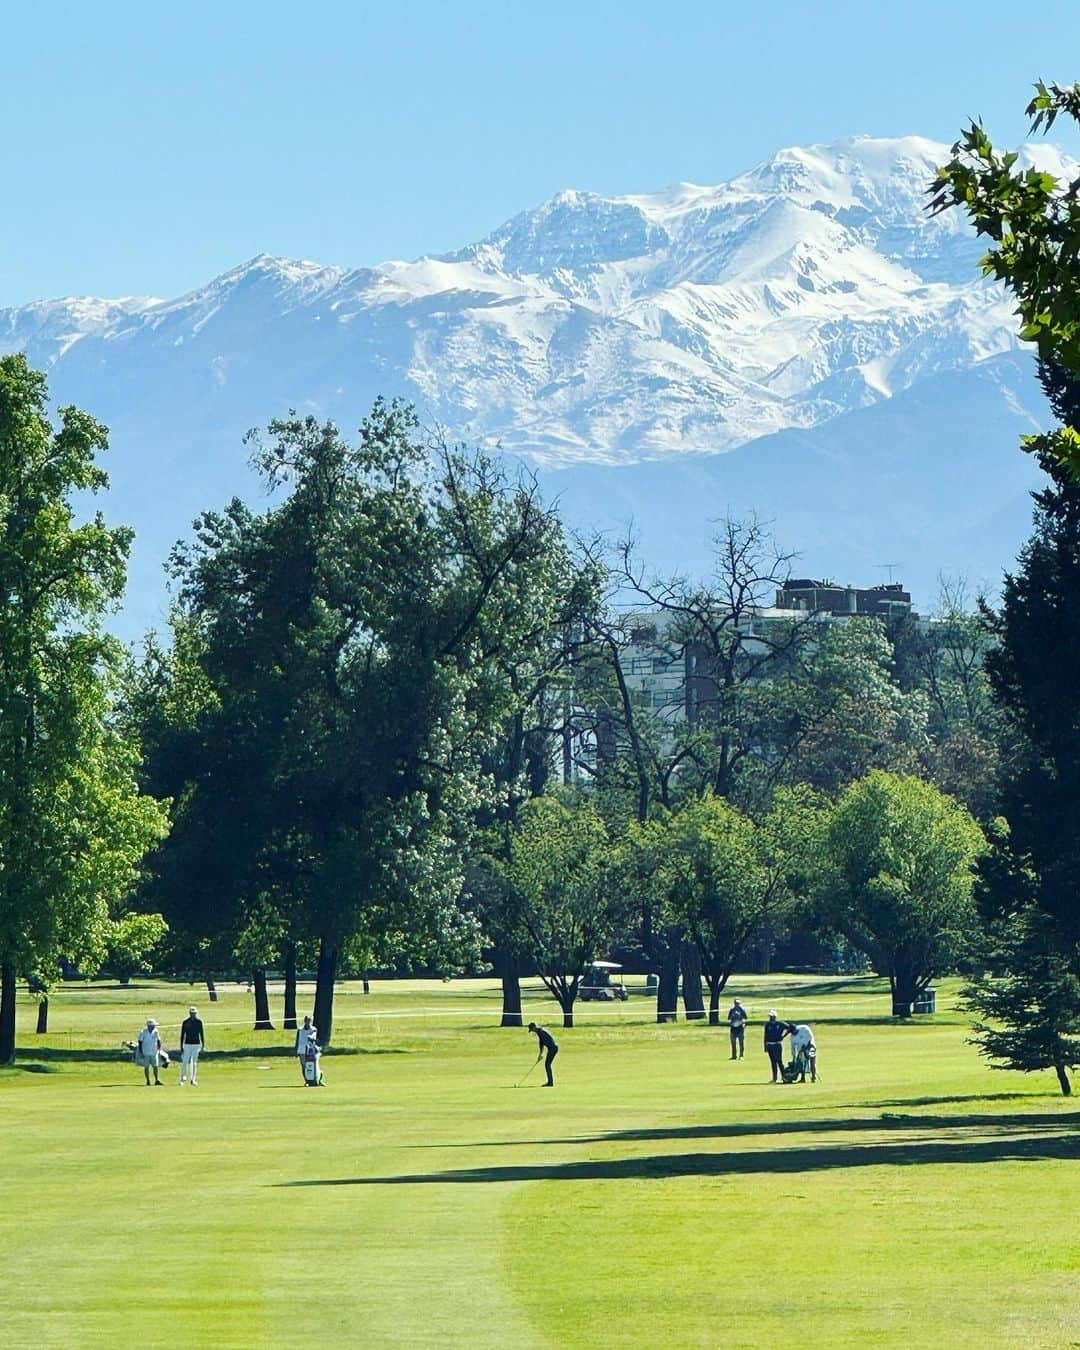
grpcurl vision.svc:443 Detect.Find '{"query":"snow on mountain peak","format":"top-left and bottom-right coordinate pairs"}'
top-left (0, 134), bottom-right (1067, 466)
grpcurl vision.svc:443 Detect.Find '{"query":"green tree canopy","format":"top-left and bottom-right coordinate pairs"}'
top-left (822, 771), bottom-right (984, 1013)
top-left (142, 402), bottom-right (585, 1042)
top-left (0, 356), bottom-right (168, 1062)
top-left (506, 795), bottom-right (625, 1027)
top-left (637, 788), bottom-right (825, 1024)
top-left (931, 80), bottom-right (1080, 474)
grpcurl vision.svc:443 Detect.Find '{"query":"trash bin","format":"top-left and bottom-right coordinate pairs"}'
top-left (892, 997), bottom-right (912, 1018)
top-left (913, 986), bottom-right (937, 1014)
top-left (645, 973), bottom-right (659, 994)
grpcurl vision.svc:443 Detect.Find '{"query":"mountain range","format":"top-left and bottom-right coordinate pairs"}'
top-left (0, 134), bottom-right (1059, 634)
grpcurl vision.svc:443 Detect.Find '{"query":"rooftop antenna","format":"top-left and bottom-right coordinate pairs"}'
top-left (876, 562), bottom-right (902, 584)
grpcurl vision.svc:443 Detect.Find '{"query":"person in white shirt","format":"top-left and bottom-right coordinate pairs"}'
top-left (136, 1019), bottom-right (163, 1086)
top-left (790, 1022), bottom-right (817, 1082)
top-left (295, 1015), bottom-right (317, 1080)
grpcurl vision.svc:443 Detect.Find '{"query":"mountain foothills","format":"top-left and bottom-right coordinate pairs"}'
top-left (0, 135), bottom-right (1061, 629)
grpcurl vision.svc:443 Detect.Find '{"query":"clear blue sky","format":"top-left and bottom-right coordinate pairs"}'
top-left (4, 1), bottom-right (1079, 306)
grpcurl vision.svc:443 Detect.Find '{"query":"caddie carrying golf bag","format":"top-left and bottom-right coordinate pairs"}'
top-left (303, 1040), bottom-right (323, 1087)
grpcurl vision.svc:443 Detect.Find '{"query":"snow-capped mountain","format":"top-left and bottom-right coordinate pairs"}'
top-left (1, 134), bottom-right (1061, 466)
top-left (0, 135), bottom-right (1060, 632)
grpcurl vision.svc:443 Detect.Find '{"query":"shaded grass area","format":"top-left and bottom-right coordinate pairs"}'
top-left (286, 1108), bottom-right (1080, 1185)
top-left (285, 1131), bottom-right (1080, 1186)
top-left (404, 1106), bottom-right (1080, 1149)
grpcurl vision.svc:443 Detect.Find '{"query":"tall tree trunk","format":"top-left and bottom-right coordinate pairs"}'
top-left (893, 967), bottom-right (919, 1016)
top-left (313, 937), bottom-right (339, 1047)
top-left (1055, 1058), bottom-right (1072, 1096)
top-left (206, 977), bottom-right (218, 1003)
top-left (657, 943), bottom-right (679, 1023)
top-left (252, 968), bottom-right (274, 1030)
top-left (283, 945), bottom-right (297, 1030)
top-left (498, 945), bottom-right (523, 1027)
top-left (36, 996), bottom-right (48, 1034)
top-left (0, 960), bottom-right (16, 1065)
top-left (362, 974), bottom-right (370, 995)
top-left (681, 940), bottom-right (706, 1021)
top-left (707, 978), bottom-right (722, 1027)
top-left (561, 1004), bottom-right (575, 1029)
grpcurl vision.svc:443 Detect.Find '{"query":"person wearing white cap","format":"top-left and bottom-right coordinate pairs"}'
top-left (763, 1010), bottom-right (790, 1084)
top-left (136, 1018), bottom-right (163, 1086)
top-left (179, 1006), bottom-right (205, 1085)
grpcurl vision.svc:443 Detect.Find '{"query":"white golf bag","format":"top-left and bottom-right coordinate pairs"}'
top-left (303, 1041), bottom-right (323, 1086)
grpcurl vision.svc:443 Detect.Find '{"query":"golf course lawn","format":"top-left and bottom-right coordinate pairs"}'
top-left (1, 975), bottom-right (1077, 1349)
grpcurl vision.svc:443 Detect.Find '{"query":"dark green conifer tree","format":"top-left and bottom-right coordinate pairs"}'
top-left (967, 363), bottom-right (1080, 1093)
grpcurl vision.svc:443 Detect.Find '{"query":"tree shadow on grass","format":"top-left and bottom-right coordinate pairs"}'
top-left (864, 1093), bottom-right (1043, 1109)
top-left (756, 1092), bottom-right (1045, 1116)
top-left (279, 1125), bottom-right (1080, 1188)
top-left (735, 976), bottom-right (889, 998)
top-left (417, 1108), bottom-right (1079, 1150)
top-left (567, 1110), bottom-right (1080, 1145)
top-left (786, 1016), bottom-right (959, 1028)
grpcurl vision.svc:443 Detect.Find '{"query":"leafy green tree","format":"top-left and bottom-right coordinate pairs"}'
top-left (0, 356), bottom-right (169, 1063)
top-left (767, 618), bottom-right (928, 795)
top-left (105, 912), bottom-right (168, 984)
top-left (823, 771), bottom-right (984, 1014)
top-left (148, 403), bottom-right (577, 1043)
top-left (640, 788), bottom-right (824, 1024)
top-left (468, 545), bottom-right (602, 1028)
top-left (915, 590), bottom-right (1003, 820)
top-left (507, 796), bottom-right (625, 1027)
top-left (930, 81), bottom-right (1080, 474)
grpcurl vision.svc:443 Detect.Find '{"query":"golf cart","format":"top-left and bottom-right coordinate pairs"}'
top-left (580, 961), bottom-right (629, 1001)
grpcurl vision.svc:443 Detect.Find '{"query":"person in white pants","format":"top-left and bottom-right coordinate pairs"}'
top-left (179, 1006), bottom-right (205, 1084)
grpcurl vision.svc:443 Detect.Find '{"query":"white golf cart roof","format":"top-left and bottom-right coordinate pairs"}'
top-left (588, 961), bottom-right (623, 970)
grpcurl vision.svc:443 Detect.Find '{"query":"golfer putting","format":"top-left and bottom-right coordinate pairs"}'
top-left (527, 1022), bottom-right (558, 1086)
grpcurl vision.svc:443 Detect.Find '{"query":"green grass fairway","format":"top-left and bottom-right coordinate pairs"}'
top-left (2, 975), bottom-right (1078, 1349)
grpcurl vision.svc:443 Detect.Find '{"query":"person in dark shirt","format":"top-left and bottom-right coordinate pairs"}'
top-left (727, 998), bottom-right (748, 1059)
top-left (179, 1006), bottom-right (205, 1086)
top-left (763, 1010), bottom-right (790, 1083)
top-left (527, 1022), bottom-right (559, 1086)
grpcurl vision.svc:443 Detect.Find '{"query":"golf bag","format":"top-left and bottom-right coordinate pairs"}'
top-left (125, 1039), bottom-right (167, 1069)
top-left (781, 1045), bottom-right (816, 1083)
top-left (303, 1041), bottom-right (323, 1087)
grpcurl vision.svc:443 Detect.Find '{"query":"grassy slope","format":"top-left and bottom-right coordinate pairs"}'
top-left (1, 975), bottom-right (1077, 1349)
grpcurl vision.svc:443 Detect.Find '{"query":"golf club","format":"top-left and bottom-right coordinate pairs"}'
top-left (514, 1057), bottom-right (542, 1088)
